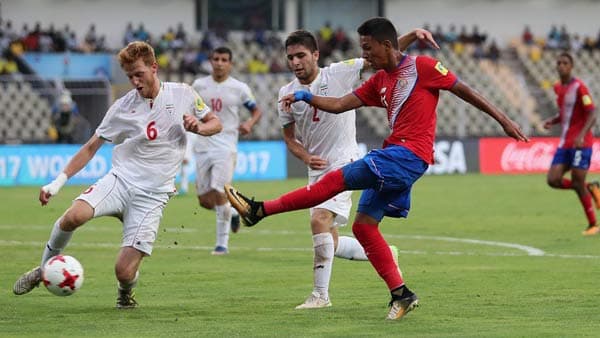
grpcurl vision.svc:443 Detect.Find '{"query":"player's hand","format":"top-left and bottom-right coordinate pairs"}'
top-left (239, 121), bottom-right (253, 135)
top-left (574, 136), bottom-right (584, 148)
top-left (183, 114), bottom-right (200, 133)
top-left (306, 155), bottom-right (328, 170)
top-left (279, 93), bottom-right (297, 112)
top-left (502, 119), bottom-right (529, 142)
top-left (414, 28), bottom-right (440, 50)
top-left (39, 188), bottom-right (53, 206)
top-left (542, 119), bottom-right (553, 130)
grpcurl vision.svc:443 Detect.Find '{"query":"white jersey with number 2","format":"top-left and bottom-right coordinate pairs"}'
top-left (96, 82), bottom-right (210, 193)
top-left (278, 58), bottom-right (364, 176)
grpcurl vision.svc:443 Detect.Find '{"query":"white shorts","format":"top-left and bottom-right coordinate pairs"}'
top-left (76, 173), bottom-right (171, 255)
top-left (194, 151), bottom-right (236, 195)
top-left (309, 172), bottom-right (353, 227)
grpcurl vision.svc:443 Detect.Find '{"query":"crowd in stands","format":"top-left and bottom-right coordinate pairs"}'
top-left (522, 25), bottom-right (600, 53)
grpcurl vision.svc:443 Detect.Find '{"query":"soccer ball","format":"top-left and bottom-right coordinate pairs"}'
top-left (42, 255), bottom-right (84, 296)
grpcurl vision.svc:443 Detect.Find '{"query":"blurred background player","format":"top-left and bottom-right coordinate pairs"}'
top-left (177, 132), bottom-right (195, 195)
top-left (543, 52), bottom-right (599, 235)
top-left (227, 17), bottom-right (527, 320)
top-left (191, 46), bottom-right (262, 255)
top-left (12, 41), bottom-right (222, 308)
top-left (279, 28), bottom-right (438, 309)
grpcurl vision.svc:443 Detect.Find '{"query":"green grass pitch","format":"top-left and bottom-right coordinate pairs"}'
top-left (1, 174), bottom-right (599, 337)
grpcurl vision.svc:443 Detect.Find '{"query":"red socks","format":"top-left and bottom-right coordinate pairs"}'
top-left (263, 169), bottom-right (345, 216)
top-left (560, 178), bottom-right (572, 189)
top-left (580, 193), bottom-right (597, 226)
top-left (352, 222), bottom-right (404, 291)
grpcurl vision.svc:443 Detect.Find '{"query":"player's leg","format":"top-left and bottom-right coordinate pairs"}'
top-left (13, 174), bottom-right (116, 295)
top-left (296, 208), bottom-right (335, 309)
top-left (546, 148), bottom-right (571, 189)
top-left (225, 159), bottom-right (379, 226)
top-left (115, 247), bottom-right (143, 309)
top-left (118, 187), bottom-right (169, 308)
top-left (569, 148), bottom-right (598, 235)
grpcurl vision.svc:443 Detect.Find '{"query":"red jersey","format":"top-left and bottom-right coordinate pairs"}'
top-left (353, 55), bottom-right (457, 164)
top-left (553, 78), bottom-right (595, 148)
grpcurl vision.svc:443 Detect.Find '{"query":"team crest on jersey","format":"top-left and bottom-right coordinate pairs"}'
top-left (165, 103), bottom-right (175, 114)
top-left (320, 84), bottom-right (328, 96)
top-left (379, 87), bottom-right (388, 108)
top-left (583, 94), bottom-right (593, 106)
top-left (342, 59), bottom-right (356, 66)
top-left (397, 79), bottom-right (409, 90)
top-left (195, 97), bottom-right (206, 111)
top-left (434, 61), bottom-right (449, 76)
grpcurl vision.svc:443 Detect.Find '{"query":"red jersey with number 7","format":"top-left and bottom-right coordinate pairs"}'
top-left (553, 78), bottom-right (595, 148)
top-left (353, 55), bottom-right (458, 164)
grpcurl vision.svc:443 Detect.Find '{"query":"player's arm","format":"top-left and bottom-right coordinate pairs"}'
top-left (362, 28), bottom-right (440, 71)
top-left (397, 28), bottom-right (440, 52)
top-left (542, 114), bottom-right (561, 129)
top-left (39, 134), bottom-right (105, 205)
top-left (183, 112), bottom-right (222, 136)
top-left (280, 91), bottom-right (363, 114)
top-left (575, 108), bottom-right (596, 147)
top-left (239, 106), bottom-right (262, 135)
top-left (282, 123), bottom-right (327, 170)
top-left (449, 81), bottom-right (529, 142)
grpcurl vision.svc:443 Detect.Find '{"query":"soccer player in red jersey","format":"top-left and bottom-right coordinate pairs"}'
top-left (226, 17), bottom-right (528, 320)
top-left (543, 52), bottom-right (599, 235)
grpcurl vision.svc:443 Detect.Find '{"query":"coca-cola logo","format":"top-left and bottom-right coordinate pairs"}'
top-left (500, 142), bottom-right (556, 171)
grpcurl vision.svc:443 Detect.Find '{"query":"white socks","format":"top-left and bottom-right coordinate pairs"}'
top-left (41, 218), bottom-right (73, 267)
top-left (215, 204), bottom-right (231, 248)
top-left (335, 235), bottom-right (368, 261)
top-left (231, 207), bottom-right (239, 218)
top-left (312, 232), bottom-right (334, 300)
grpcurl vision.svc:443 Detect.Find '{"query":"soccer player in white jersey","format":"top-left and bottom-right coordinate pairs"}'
top-left (191, 46), bottom-right (262, 255)
top-left (12, 41), bottom-right (222, 308)
top-left (278, 29), bottom-right (438, 309)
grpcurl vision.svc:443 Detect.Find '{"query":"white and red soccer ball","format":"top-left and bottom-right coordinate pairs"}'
top-left (42, 255), bottom-right (84, 296)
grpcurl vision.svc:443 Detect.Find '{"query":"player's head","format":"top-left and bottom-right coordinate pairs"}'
top-left (118, 41), bottom-right (159, 99)
top-left (284, 30), bottom-right (320, 84)
top-left (556, 52), bottom-right (574, 78)
top-left (357, 17), bottom-right (398, 70)
top-left (210, 46), bottom-right (233, 82)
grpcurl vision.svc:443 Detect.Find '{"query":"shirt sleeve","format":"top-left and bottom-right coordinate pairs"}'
top-left (578, 82), bottom-right (595, 112)
top-left (95, 100), bottom-right (122, 143)
top-left (185, 84), bottom-right (210, 119)
top-left (353, 71), bottom-right (384, 107)
top-left (240, 82), bottom-right (257, 111)
top-left (416, 56), bottom-right (458, 90)
top-left (328, 58), bottom-right (365, 89)
top-left (277, 86), bottom-right (295, 128)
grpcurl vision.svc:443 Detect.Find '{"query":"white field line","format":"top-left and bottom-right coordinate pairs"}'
top-left (1, 225), bottom-right (598, 259)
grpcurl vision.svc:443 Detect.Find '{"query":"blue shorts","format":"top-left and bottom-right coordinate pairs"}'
top-left (342, 145), bottom-right (428, 221)
top-left (551, 147), bottom-right (592, 170)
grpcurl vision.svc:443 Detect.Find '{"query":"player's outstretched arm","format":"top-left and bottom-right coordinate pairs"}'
top-left (39, 134), bottom-right (105, 206)
top-left (280, 91), bottom-right (363, 114)
top-left (397, 28), bottom-right (440, 52)
top-left (449, 81), bottom-right (529, 142)
top-left (184, 112), bottom-right (222, 136)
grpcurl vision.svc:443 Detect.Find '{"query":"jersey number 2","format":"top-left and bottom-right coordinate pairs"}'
top-left (312, 106), bottom-right (320, 122)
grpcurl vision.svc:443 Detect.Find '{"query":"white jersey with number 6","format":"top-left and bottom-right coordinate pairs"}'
top-left (96, 82), bottom-right (210, 193)
top-left (278, 58), bottom-right (364, 176)
top-left (191, 76), bottom-right (257, 153)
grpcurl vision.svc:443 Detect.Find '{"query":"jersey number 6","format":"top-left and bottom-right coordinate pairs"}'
top-left (146, 121), bottom-right (158, 140)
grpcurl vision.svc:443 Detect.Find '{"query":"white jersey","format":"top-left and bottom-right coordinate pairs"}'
top-left (96, 82), bottom-right (210, 193)
top-left (191, 76), bottom-right (257, 153)
top-left (278, 58), bottom-right (364, 176)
